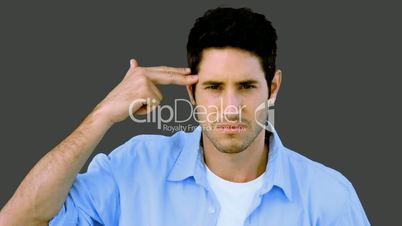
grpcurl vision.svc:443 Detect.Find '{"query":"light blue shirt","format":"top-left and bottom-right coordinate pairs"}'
top-left (50, 124), bottom-right (370, 226)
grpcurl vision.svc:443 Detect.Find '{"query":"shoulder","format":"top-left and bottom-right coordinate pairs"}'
top-left (285, 147), bottom-right (353, 192)
top-left (282, 148), bottom-right (362, 219)
top-left (102, 129), bottom-right (191, 173)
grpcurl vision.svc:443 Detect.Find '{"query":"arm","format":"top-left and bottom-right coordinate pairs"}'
top-left (0, 59), bottom-right (198, 226)
top-left (0, 108), bottom-right (113, 226)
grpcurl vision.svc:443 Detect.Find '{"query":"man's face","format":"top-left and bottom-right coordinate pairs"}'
top-left (189, 47), bottom-right (270, 154)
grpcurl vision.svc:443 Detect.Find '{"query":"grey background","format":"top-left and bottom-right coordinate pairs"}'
top-left (0, 0), bottom-right (400, 225)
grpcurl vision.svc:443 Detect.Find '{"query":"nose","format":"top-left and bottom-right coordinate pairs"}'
top-left (222, 88), bottom-right (242, 118)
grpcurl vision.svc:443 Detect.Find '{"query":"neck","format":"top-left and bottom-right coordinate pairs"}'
top-left (202, 129), bottom-right (268, 183)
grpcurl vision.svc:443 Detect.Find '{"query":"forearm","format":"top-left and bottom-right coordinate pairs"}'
top-left (0, 106), bottom-right (113, 226)
top-left (0, 60), bottom-right (195, 226)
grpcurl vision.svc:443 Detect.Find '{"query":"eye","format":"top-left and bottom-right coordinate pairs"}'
top-left (240, 84), bottom-right (257, 89)
top-left (205, 85), bottom-right (220, 90)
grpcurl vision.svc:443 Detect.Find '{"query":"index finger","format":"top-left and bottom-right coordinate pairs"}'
top-left (147, 66), bottom-right (191, 75)
top-left (145, 70), bottom-right (198, 85)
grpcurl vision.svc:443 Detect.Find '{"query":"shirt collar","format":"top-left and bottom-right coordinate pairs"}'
top-left (167, 122), bottom-right (293, 202)
top-left (261, 122), bottom-right (293, 201)
top-left (166, 125), bottom-right (202, 182)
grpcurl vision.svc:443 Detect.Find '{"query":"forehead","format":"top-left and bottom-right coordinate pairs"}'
top-left (198, 47), bottom-right (265, 82)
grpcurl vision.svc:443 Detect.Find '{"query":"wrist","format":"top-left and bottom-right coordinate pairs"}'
top-left (89, 104), bottom-right (115, 129)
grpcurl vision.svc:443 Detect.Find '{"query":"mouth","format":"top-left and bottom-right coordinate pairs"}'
top-left (215, 123), bottom-right (247, 134)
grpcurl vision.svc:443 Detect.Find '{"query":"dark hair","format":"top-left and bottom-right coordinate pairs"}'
top-left (187, 7), bottom-right (278, 99)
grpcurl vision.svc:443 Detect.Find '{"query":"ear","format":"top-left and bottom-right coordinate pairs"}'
top-left (268, 69), bottom-right (282, 105)
top-left (186, 84), bottom-right (196, 105)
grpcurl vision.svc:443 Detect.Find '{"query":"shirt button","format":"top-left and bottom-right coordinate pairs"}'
top-left (208, 206), bottom-right (216, 214)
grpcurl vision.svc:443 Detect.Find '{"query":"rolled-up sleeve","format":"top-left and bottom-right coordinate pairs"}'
top-left (49, 153), bottom-right (121, 226)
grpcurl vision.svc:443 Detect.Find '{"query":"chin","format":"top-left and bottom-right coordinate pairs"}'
top-left (212, 139), bottom-right (248, 154)
top-left (216, 145), bottom-right (246, 154)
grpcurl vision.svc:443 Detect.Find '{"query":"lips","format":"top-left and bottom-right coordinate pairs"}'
top-left (215, 123), bottom-right (246, 133)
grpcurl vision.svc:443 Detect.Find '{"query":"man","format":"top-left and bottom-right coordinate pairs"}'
top-left (0, 7), bottom-right (370, 226)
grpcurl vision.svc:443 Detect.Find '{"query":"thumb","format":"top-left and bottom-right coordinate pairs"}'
top-left (130, 59), bottom-right (139, 68)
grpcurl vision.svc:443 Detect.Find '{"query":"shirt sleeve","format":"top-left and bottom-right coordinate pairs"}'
top-left (330, 185), bottom-right (371, 226)
top-left (49, 152), bottom-right (121, 226)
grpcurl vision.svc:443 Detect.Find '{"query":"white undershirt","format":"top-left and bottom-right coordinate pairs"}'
top-left (206, 165), bottom-right (265, 226)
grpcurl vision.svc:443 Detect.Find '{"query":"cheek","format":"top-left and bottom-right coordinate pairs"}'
top-left (195, 90), bottom-right (218, 107)
top-left (241, 92), bottom-right (267, 107)
top-left (193, 96), bottom-right (218, 123)
top-left (239, 98), bottom-right (268, 120)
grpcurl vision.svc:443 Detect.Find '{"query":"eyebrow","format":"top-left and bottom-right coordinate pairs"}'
top-left (237, 79), bottom-right (259, 85)
top-left (201, 81), bottom-right (223, 86)
top-left (201, 79), bottom-right (259, 86)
